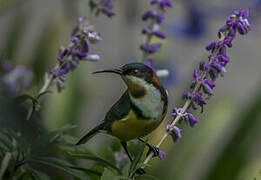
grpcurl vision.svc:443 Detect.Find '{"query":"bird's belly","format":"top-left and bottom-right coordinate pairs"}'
top-left (110, 110), bottom-right (162, 141)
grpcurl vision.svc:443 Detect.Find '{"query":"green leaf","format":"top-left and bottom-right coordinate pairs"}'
top-left (129, 143), bottom-right (145, 177)
top-left (58, 134), bottom-right (78, 145)
top-left (135, 174), bottom-right (160, 180)
top-left (26, 167), bottom-right (51, 180)
top-left (101, 168), bottom-right (120, 180)
top-left (69, 152), bottom-right (122, 175)
top-left (29, 157), bottom-right (91, 180)
top-left (101, 169), bottom-right (132, 180)
top-left (51, 124), bottom-right (77, 133)
top-left (0, 131), bottom-right (14, 152)
top-left (0, 152), bottom-right (12, 179)
top-left (69, 166), bottom-right (102, 177)
top-left (49, 127), bottom-right (77, 144)
top-left (122, 162), bottom-right (131, 177)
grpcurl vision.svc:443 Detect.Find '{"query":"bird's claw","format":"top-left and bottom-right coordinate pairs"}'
top-left (146, 143), bottom-right (160, 158)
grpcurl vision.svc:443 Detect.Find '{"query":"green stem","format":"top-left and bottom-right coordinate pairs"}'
top-left (39, 73), bottom-right (54, 95)
top-left (0, 152), bottom-right (12, 179)
top-left (26, 73), bottom-right (54, 120)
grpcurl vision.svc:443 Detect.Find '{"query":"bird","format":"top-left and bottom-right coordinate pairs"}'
top-left (75, 62), bottom-right (168, 172)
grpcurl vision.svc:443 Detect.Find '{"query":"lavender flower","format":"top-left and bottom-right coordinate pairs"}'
top-left (140, 43), bottom-right (162, 54)
top-left (140, 0), bottom-right (172, 62)
top-left (89, 0), bottom-right (115, 17)
top-left (159, 150), bottom-right (166, 160)
top-left (171, 9), bottom-right (251, 133)
top-left (0, 61), bottom-right (33, 95)
top-left (51, 17), bottom-right (101, 92)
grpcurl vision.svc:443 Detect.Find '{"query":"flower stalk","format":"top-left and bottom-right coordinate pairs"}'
top-left (140, 0), bottom-right (172, 63)
top-left (142, 8), bottom-right (251, 168)
top-left (26, 17), bottom-right (101, 120)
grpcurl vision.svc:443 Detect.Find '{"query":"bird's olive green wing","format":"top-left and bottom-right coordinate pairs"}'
top-left (104, 90), bottom-right (131, 130)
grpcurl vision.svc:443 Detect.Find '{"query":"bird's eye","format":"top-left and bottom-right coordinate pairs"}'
top-left (133, 69), bottom-right (140, 75)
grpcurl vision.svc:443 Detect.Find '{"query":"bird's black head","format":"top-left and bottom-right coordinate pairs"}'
top-left (93, 62), bottom-right (166, 100)
top-left (93, 62), bottom-right (154, 83)
top-left (120, 63), bottom-right (154, 82)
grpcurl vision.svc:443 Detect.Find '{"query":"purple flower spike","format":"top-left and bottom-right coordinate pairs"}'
top-left (206, 41), bottom-right (217, 51)
top-left (51, 17), bottom-right (101, 92)
top-left (140, 43), bottom-right (162, 54)
top-left (166, 125), bottom-right (183, 143)
top-left (202, 82), bottom-right (214, 96)
top-left (142, 10), bottom-right (156, 21)
top-left (57, 63), bottom-right (70, 76)
top-left (153, 31), bottom-right (166, 39)
top-left (237, 22), bottom-right (246, 35)
top-left (160, 0), bottom-right (173, 9)
top-left (182, 91), bottom-right (192, 100)
top-left (156, 13), bottom-right (165, 23)
top-left (186, 113), bottom-right (199, 127)
top-left (164, 9), bottom-right (251, 151)
top-left (192, 92), bottom-right (207, 107)
top-left (217, 55), bottom-right (230, 66)
top-left (141, 10), bottom-right (165, 24)
top-left (159, 150), bottom-right (166, 160)
top-left (101, 0), bottom-right (115, 17)
top-left (193, 68), bottom-right (199, 80)
top-left (89, 0), bottom-right (115, 18)
top-left (151, 0), bottom-right (159, 5)
top-left (203, 79), bottom-right (216, 89)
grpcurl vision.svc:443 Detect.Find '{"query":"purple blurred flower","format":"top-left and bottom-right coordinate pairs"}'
top-left (1, 61), bottom-right (33, 95)
top-left (2, 61), bottom-right (14, 73)
top-left (142, 24), bottom-right (166, 39)
top-left (51, 17), bottom-right (101, 92)
top-left (89, 0), bottom-right (115, 17)
top-left (140, 43), bottom-right (162, 54)
top-left (160, 0), bottom-right (173, 9)
top-left (114, 150), bottom-right (129, 168)
top-left (140, 0), bottom-right (172, 62)
top-left (159, 150), bottom-right (166, 160)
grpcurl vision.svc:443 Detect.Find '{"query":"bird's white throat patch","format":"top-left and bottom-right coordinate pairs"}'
top-left (124, 75), bottom-right (164, 120)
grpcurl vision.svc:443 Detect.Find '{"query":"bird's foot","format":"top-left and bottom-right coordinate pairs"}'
top-left (146, 143), bottom-right (160, 158)
top-left (135, 168), bottom-right (146, 175)
top-left (138, 138), bottom-right (164, 160)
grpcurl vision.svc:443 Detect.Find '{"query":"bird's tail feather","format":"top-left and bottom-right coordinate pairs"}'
top-left (75, 123), bottom-right (105, 145)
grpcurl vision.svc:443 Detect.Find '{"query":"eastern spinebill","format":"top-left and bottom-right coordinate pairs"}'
top-left (75, 62), bottom-right (168, 169)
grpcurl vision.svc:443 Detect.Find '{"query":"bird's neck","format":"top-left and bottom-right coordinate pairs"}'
top-left (125, 76), bottom-right (165, 120)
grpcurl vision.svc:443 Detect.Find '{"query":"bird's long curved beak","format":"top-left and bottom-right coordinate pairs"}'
top-left (92, 68), bottom-right (123, 75)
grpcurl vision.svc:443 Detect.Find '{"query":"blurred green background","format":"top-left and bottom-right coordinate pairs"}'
top-left (0, 0), bottom-right (261, 179)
